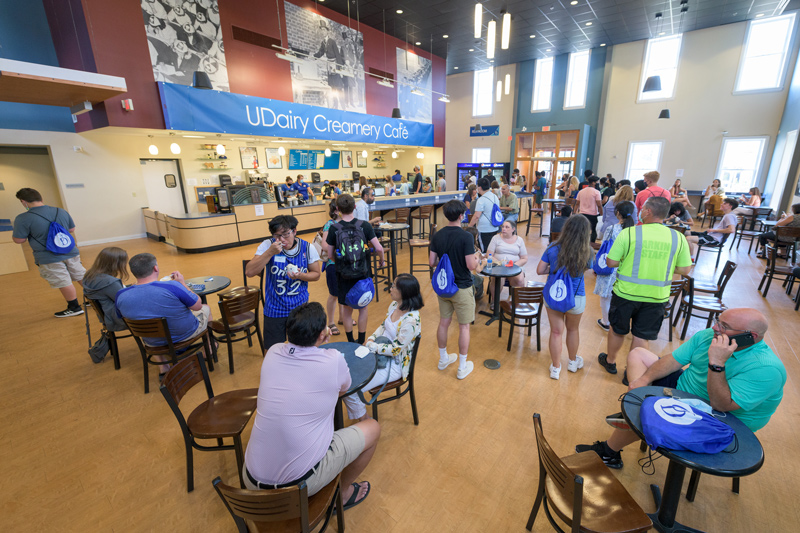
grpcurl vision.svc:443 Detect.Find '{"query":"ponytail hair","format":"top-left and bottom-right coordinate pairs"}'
top-left (615, 201), bottom-right (636, 230)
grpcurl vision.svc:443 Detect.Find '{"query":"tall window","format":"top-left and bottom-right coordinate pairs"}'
top-left (736, 13), bottom-right (796, 92)
top-left (638, 35), bottom-right (682, 101)
top-left (473, 68), bottom-right (494, 117)
top-left (472, 148), bottom-right (491, 163)
top-left (564, 51), bottom-right (591, 109)
top-left (715, 137), bottom-right (768, 191)
top-left (625, 141), bottom-right (663, 182)
top-left (531, 57), bottom-right (554, 112)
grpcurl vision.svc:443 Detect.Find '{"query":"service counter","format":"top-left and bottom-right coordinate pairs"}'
top-left (0, 226), bottom-right (29, 275)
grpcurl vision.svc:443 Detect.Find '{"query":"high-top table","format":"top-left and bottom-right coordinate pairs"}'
top-left (376, 222), bottom-right (409, 283)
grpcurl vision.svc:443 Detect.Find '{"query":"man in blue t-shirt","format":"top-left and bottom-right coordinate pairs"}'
top-left (392, 169), bottom-right (402, 182)
top-left (576, 308), bottom-right (786, 469)
top-left (116, 253), bottom-right (212, 373)
top-left (246, 215), bottom-right (321, 350)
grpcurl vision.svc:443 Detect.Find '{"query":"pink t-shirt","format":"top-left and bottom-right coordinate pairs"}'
top-left (245, 343), bottom-right (351, 484)
top-left (576, 187), bottom-right (602, 215)
top-left (635, 185), bottom-right (672, 210)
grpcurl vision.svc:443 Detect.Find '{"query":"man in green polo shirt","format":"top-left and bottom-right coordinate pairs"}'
top-left (576, 308), bottom-right (786, 468)
top-left (597, 196), bottom-right (693, 374)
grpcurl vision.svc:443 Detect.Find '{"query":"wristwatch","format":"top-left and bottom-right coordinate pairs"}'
top-left (708, 363), bottom-right (726, 373)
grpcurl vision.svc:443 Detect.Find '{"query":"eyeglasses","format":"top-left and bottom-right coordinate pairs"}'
top-left (273, 230), bottom-right (294, 239)
top-left (713, 317), bottom-right (743, 334)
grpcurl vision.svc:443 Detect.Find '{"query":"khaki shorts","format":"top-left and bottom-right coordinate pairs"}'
top-left (438, 287), bottom-right (476, 324)
top-left (190, 305), bottom-right (211, 337)
top-left (243, 425), bottom-right (365, 497)
top-left (38, 256), bottom-right (86, 289)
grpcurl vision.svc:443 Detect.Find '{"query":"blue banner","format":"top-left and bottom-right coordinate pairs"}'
top-left (158, 82), bottom-right (434, 147)
top-left (470, 125), bottom-right (500, 137)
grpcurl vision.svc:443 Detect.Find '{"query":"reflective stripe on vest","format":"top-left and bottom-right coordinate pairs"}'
top-left (616, 225), bottom-right (678, 287)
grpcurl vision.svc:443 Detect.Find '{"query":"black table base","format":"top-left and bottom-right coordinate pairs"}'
top-left (647, 462), bottom-right (705, 533)
top-left (478, 276), bottom-right (504, 325)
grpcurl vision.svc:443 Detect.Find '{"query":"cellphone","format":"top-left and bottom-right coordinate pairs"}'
top-left (728, 332), bottom-right (755, 349)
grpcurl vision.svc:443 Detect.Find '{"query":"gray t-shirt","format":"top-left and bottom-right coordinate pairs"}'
top-left (437, 178), bottom-right (446, 191)
top-left (12, 205), bottom-right (79, 265)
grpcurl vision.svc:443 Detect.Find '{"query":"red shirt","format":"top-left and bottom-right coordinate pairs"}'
top-left (635, 185), bottom-right (672, 211)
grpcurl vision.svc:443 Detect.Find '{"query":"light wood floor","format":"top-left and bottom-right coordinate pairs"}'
top-left (3, 221), bottom-right (799, 532)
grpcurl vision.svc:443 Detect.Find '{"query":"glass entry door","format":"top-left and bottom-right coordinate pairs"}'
top-left (515, 130), bottom-right (579, 197)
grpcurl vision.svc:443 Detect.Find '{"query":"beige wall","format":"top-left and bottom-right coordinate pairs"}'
top-left (0, 152), bottom-right (62, 220)
top-left (445, 64), bottom-right (517, 190)
top-left (596, 21), bottom-right (795, 191)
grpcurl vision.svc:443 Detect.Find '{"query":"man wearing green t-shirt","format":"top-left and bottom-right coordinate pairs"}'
top-left (576, 308), bottom-right (786, 468)
top-left (597, 197), bottom-right (693, 374)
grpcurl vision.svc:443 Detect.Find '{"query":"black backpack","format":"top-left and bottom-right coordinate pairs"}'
top-left (333, 222), bottom-right (369, 280)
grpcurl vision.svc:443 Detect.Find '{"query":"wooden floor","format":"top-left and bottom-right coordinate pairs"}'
top-left (3, 220), bottom-right (799, 532)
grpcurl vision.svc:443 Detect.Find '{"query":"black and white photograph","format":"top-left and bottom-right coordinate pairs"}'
top-left (141, 0), bottom-right (229, 92)
top-left (396, 48), bottom-right (432, 124)
top-left (341, 150), bottom-right (353, 168)
top-left (284, 1), bottom-right (366, 113)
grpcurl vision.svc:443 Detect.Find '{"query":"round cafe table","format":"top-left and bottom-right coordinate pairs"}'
top-left (321, 341), bottom-right (378, 429)
top-left (621, 386), bottom-right (764, 533)
top-left (185, 276), bottom-right (231, 304)
top-left (478, 264), bottom-right (522, 326)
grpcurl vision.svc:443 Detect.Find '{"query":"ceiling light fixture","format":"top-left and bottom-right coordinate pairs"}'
top-left (755, 13), bottom-right (764, 18)
top-left (585, 21), bottom-right (592, 26)
top-left (415, 41), bottom-right (421, 45)
top-left (643, 75), bottom-right (662, 92)
top-left (469, 48), bottom-right (475, 51)
top-left (275, 50), bottom-right (306, 64)
top-left (170, 143), bottom-right (181, 155)
top-left (496, 80), bottom-right (502, 102)
top-left (443, 34), bottom-right (449, 38)
top-left (392, 151), bottom-right (398, 158)
top-left (571, 0), bottom-right (578, 4)
top-left (658, 109), bottom-right (671, 119)
top-left (438, 95), bottom-right (451, 103)
top-left (504, 73), bottom-right (511, 95)
top-left (396, 9), bottom-right (403, 14)
top-left (454, 66), bottom-right (459, 69)
top-left (411, 87), bottom-right (424, 96)
top-left (546, 48), bottom-right (552, 52)
top-left (600, 43), bottom-right (606, 47)
top-left (501, 12), bottom-right (511, 50)
top-left (216, 143), bottom-right (225, 156)
top-left (487, 19), bottom-right (496, 59)
top-left (377, 78), bottom-right (395, 88)
top-left (530, 35), bottom-right (535, 38)
top-left (474, 4), bottom-right (482, 39)
top-left (148, 135), bottom-right (158, 156)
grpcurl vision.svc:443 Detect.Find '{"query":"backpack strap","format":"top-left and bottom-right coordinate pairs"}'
top-left (25, 208), bottom-right (57, 249)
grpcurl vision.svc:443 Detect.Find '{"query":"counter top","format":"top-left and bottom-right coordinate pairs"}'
top-left (368, 191), bottom-right (467, 211)
top-left (166, 212), bottom-right (237, 220)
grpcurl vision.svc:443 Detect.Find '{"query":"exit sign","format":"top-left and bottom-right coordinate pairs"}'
top-left (542, 126), bottom-right (551, 132)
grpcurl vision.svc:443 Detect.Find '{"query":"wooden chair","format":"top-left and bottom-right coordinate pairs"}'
top-left (388, 207), bottom-right (411, 249)
top-left (160, 352), bottom-right (257, 492)
top-left (209, 288), bottom-right (264, 374)
top-left (662, 279), bottom-right (686, 342)
top-left (410, 204), bottom-right (434, 238)
top-left (694, 225), bottom-right (735, 270)
top-left (84, 296), bottom-right (132, 370)
top-left (499, 285), bottom-right (544, 352)
top-left (242, 259), bottom-right (265, 308)
top-left (757, 243), bottom-right (798, 297)
top-left (672, 275), bottom-right (727, 340)
top-left (123, 316), bottom-right (216, 394)
top-left (526, 413), bottom-right (652, 533)
top-left (700, 198), bottom-right (723, 228)
top-left (366, 334), bottom-right (422, 425)
top-left (693, 260), bottom-right (737, 297)
top-left (409, 224), bottom-right (436, 279)
top-left (734, 210), bottom-right (771, 254)
top-left (764, 225), bottom-right (800, 263)
top-left (527, 197), bottom-right (544, 237)
top-left (212, 474), bottom-right (344, 533)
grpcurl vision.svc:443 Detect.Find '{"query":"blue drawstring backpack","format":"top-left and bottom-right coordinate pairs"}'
top-left (490, 203), bottom-right (504, 227)
top-left (30, 209), bottom-right (75, 254)
top-left (432, 254), bottom-right (459, 298)
top-left (593, 238), bottom-right (615, 276)
top-left (544, 266), bottom-right (576, 313)
top-left (640, 396), bottom-right (735, 454)
top-left (345, 278), bottom-right (375, 309)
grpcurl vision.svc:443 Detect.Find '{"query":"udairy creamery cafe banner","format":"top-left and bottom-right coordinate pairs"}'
top-left (158, 82), bottom-right (434, 147)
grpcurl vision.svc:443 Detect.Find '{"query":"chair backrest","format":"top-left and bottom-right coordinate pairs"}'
top-left (775, 225), bottom-right (800, 241)
top-left (754, 207), bottom-right (773, 219)
top-left (428, 224), bottom-right (437, 249)
top-left (213, 476), bottom-right (324, 533)
top-left (669, 279), bottom-right (684, 299)
top-left (511, 285), bottom-right (544, 309)
top-left (532, 414), bottom-right (582, 527)
top-left (394, 207), bottom-right (410, 221)
top-left (124, 316), bottom-right (171, 344)
top-left (406, 334), bottom-right (422, 382)
top-left (85, 296), bottom-right (107, 327)
top-left (243, 259), bottom-right (266, 303)
top-left (217, 288), bottom-right (261, 328)
top-left (419, 205), bottom-right (433, 216)
top-left (682, 274), bottom-right (695, 308)
top-left (716, 261), bottom-right (737, 296)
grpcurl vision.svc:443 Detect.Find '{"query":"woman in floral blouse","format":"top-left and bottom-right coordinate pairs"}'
top-left (343, 273), bottom-right (423, 421)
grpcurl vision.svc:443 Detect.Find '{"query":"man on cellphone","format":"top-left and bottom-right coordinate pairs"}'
top-left (576, 308), bottom-right (786, 468)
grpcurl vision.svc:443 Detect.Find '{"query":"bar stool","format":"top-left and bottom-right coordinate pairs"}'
top-left (371, 236), bottom-right (392, 301)
top-left (388, 207), bottom-right (411, 250)
top-left (410, 205), bottom-right (434, 239)
top-left (526, 198), bottom-right (544, 237)
top-left (409, 224), bottom-right (436, 278)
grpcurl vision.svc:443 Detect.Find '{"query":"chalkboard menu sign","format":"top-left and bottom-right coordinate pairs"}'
top-left (288, 149), bottom-right (340, 170)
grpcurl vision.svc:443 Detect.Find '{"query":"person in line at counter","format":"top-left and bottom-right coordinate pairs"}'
top-left (355, 188), bottom-right (382, 226)
top-left (392, 169), bottom-right (402, 182)
top-left (246, 215), bottom-right (322, 350)
top-left (411, 166), bottom-right (423, 194)
top-left (295, 174), bottom-right (310, 202)
top-left (437, 172), bottom-right (447, 192)
top-left (576, 308), bottom-right (785, 469)
top-left (384, 177), bottom-right (397, 196)
top-left (322, 180), bottom-right (339, 200)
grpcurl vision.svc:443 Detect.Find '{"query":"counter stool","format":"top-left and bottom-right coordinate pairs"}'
top-left (411, 205), bottom-right (434, 239)
top-left (388, 207), bottom-right (411, 250)
top-left (371, 237), bottom-right (392, 301)
top-left (409, 224), bottom-right (436, 278)
top-left (526, 200), bottom-right (544, 237)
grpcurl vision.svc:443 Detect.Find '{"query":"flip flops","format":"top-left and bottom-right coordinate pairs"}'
top-left (343, 481), bottom-right (370, 510)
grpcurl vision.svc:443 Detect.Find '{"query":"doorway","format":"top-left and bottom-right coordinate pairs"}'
top-left (140, 159), bottom-right (188, 215)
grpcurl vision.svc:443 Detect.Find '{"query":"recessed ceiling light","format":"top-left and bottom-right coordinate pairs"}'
top-left (454, 66), bottom-right (459, 70)
top-left (546, 48), bottom-right (552, 52)
top-left (659, 31), bottom-right (665, 35)
top-left (571, 0), bottom-right (578, 4)
top-left (443, 34), bottom-right (449, 38)
top-left (530, 35), bottom-right (535, 38)
top-left (490, 60), bottom-right (494, 62)
top-left (585, 22), bottom-right (593, 26)
top-left (415, 41), bottom-right (421, 45)
top-left (396, 9), bottom-right (403, 14)
top-left (600, 43), bottom-right (606, 47)
top-left (469, 48), bottom-right (475, 51)
top-left (755, 13), bottom-right (764, 17)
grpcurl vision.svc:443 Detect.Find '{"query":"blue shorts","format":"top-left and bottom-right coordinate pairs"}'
top-left (325, 262), bottom-right (338, 296)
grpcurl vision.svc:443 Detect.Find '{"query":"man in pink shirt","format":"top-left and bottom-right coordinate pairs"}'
top-left (243, 302), bottom-right (380, 509)
top-left (576, 176), bottom-right (603, 241)
top-left (634, 170), bottom-right (671, 212)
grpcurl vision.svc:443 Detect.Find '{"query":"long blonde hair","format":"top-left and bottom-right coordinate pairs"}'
top-left (569, 176), bottom-right (579, 189)
top-left (614, 185), bottom-right (634, 204)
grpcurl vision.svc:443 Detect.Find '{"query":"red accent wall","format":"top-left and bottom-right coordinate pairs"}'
top-left (46, 0), bottom-right (445, 147)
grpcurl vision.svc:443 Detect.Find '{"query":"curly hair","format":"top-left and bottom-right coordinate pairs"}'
top-left (552, 215), bottom-right (593, 277)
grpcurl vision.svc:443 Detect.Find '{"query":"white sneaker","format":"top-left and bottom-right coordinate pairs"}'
top-left (567, 356), bottom-right (584, 373)
top-left (549, 364), bottom-right (562, 380)
top-left (457, 361), bottom-right (474, 380)
top-left (438, 353), bottom-right (457, 370)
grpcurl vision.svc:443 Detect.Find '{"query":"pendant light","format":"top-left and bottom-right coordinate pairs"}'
top-left (501, 12), bottom-right (511, 50)
top-left (362, 149), bottom-right (368, 158)
top-left (474, 4), bottom-right (482, 39)
top-left (658, 109), bottom-right (670, 119)
top-left (391, 151), bottom-right (398, 159)
top-left (170, 143), bottom-right (181, 155)
top-left (324, 148), bottom-right (332, 157)
top-left (278, 146), bottom-right (286, 156)
top-left (487, 20), bottom-right (496, 59)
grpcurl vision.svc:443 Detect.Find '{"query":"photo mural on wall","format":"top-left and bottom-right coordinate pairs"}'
top-left (141, 0), bottom-right (230, 92)
top-left (284, 1), bottom-right (366, 113)
top-left (396, 48), bottom-right (432, 124)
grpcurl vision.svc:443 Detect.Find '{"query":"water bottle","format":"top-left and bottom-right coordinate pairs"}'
top-left (486, 253), bottom-right (493, 273)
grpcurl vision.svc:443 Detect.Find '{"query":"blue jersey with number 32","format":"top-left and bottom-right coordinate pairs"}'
top-left (264, 239), bottom-right (311, 317)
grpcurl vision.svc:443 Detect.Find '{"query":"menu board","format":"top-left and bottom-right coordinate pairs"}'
top-left (288, 149), bottom-right (340, 170)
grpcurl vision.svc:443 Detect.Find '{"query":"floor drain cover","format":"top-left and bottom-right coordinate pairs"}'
top-left (484, 359), bottom-right (501, 370)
